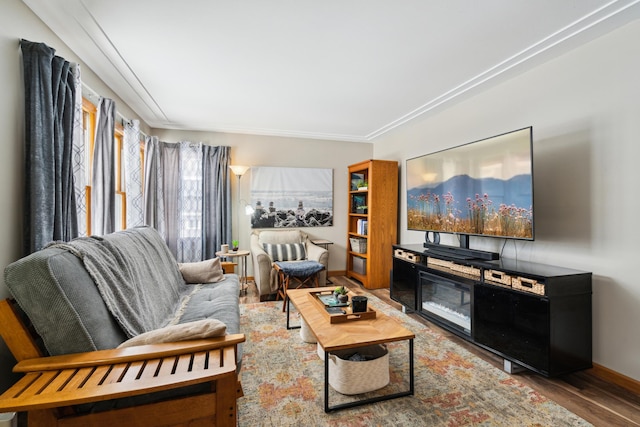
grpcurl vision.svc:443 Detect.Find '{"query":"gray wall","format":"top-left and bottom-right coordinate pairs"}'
top-left (373, 19), bottom-right (640, 381)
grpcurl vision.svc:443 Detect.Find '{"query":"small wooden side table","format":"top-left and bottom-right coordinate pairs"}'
top-left (216, 250), bottom-right (250, 295)
top-left (310, 239), bottom-right (333, 250)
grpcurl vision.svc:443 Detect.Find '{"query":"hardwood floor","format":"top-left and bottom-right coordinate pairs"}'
top-left (241, 276), bottom-right (640, 427)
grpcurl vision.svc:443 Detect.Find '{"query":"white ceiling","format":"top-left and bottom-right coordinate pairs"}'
top-left (23, 0), bottom-right (640, 142)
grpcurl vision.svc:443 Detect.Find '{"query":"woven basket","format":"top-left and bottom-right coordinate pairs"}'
top-left (320, 344), bottom-right (390, 395)
top-left (512, 277), bottom-right (545, 295)
top-left (451, 264), bottom-right (481, 279)
top-left (428, 257), bottom-right (454, 269)
top-left (300, 317), bottom-right (317, 343)
top-left (484, 269), bottom-right (513, 286)
top-left (349, 238), bottom-right (367, 254)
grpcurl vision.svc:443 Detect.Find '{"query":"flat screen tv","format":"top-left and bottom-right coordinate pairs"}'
top-left (406, 127), bottom-right (534, 247)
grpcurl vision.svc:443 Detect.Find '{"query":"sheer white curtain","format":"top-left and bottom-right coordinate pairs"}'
top-left (177, 142), bottom-right (204, 261)
top-left (123, 120), bottom-right (144, 228)
top-left (71, 64), bottom-right (87, 236)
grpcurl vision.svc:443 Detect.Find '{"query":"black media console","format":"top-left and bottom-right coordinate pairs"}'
top-left (391, 244), bottom-right (592, 377)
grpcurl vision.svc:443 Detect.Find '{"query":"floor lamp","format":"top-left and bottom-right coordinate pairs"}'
top-left (229, 165), bottom-right (253, 248)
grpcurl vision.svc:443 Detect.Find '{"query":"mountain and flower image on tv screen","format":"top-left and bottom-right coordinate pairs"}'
top-left (406, 127), bottom-right (534, 240)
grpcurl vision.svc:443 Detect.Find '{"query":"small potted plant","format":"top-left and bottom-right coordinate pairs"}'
top-left (231, 239), bottom-right (239, 251)
top-left (356, 205), bottom-right (367, 214)
top-left (333, 286), bottom-right (348, 303)
top-left (357, 180), bottom-right (368, 191)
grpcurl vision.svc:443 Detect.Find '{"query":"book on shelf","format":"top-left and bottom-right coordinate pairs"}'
top-left (356, 219), bottom-right (368, 235)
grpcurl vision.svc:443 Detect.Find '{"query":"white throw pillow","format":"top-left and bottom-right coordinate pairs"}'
top-left (118, 319), bottom-right (227, 348)
top-left (178, 257), bottom-right (224, 284)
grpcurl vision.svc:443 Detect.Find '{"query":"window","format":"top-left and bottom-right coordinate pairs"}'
top-left (82, 97), bottom-right (142, 235)
top-left (81, 98), bottom-right (95, 235)
top-left (114, 124), bottom-right (125, 231)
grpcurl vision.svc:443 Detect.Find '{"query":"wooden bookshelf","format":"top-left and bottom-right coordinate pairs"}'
top-left (346, 159), bottom-right (398, 289)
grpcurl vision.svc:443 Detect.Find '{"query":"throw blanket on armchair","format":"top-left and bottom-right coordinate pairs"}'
top-left (48, 227), bottom-right (187, 338)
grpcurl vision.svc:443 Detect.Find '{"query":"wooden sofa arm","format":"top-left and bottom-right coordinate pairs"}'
top-left (0, 297), bottom-right (245, 426)
top-left (13, 334), bottom-right (245, 373)
top-left (0, 334), bottom-right (245, 415)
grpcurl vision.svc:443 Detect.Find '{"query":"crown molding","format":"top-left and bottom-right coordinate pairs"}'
top-left (23, 0), bottom-right (168, 124)
top-left (366, 0), bottom-right (640, 141)
top-left (155, 122), bottom-right (371, 143)
top-left (23, 0), bottom-right (640, 143)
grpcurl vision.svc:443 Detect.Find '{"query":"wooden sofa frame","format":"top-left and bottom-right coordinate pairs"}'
top-left (0, 299), bottom-right (245, 427)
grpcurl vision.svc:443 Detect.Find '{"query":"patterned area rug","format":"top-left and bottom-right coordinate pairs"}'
top-left (238, 296), bottom-right (591, 426)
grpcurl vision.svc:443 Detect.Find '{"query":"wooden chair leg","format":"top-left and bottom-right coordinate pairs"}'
top-left (313, 273), bottom-right (320, 288)
top-left (275, 269), bottom-right (286, 301)
top-left (281, 274), bottom-right (291, 312)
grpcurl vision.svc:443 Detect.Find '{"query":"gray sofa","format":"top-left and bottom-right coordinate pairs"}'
top-left (4, 226), bottom-right (241, 360)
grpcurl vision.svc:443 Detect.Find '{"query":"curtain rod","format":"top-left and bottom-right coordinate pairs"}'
top-left (81, 82), bottom-right (149, 138)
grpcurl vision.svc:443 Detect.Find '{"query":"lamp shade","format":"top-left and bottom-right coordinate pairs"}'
top-left (229, 165), bottom-right (250, 176)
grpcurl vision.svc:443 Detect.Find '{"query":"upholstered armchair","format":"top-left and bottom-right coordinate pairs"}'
top-left (250, 229), bottom-right (329, 299)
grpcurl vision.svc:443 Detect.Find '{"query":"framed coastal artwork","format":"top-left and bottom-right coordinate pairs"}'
top-left (249, 167), bottom-right (333, 228)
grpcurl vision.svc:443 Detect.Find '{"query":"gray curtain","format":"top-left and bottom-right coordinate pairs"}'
top-left (21, 39), bottom-right (78, 254)
top-left (203, 145), bottom-right (231, 259)
top-left (143, 136), bottom-right (165, 234)
top-left (143, 138), bottom-right (231, 262)
top-left (161, 141), bottom-right (180, 257)
top-left (143, 137), bottom-right (179, 256)
top-left (91, 97), bottom-right (116, 235)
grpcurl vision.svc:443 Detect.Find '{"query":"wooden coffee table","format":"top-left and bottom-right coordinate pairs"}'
top-left (286, 286), bottom-right (415, 412)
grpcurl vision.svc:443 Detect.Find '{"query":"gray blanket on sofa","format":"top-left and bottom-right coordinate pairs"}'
top-left (48, 227), bottom-right (187, 338)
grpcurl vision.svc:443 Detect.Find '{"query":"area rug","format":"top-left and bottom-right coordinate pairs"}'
top-left (237, 296), bottom-right (591, 427)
